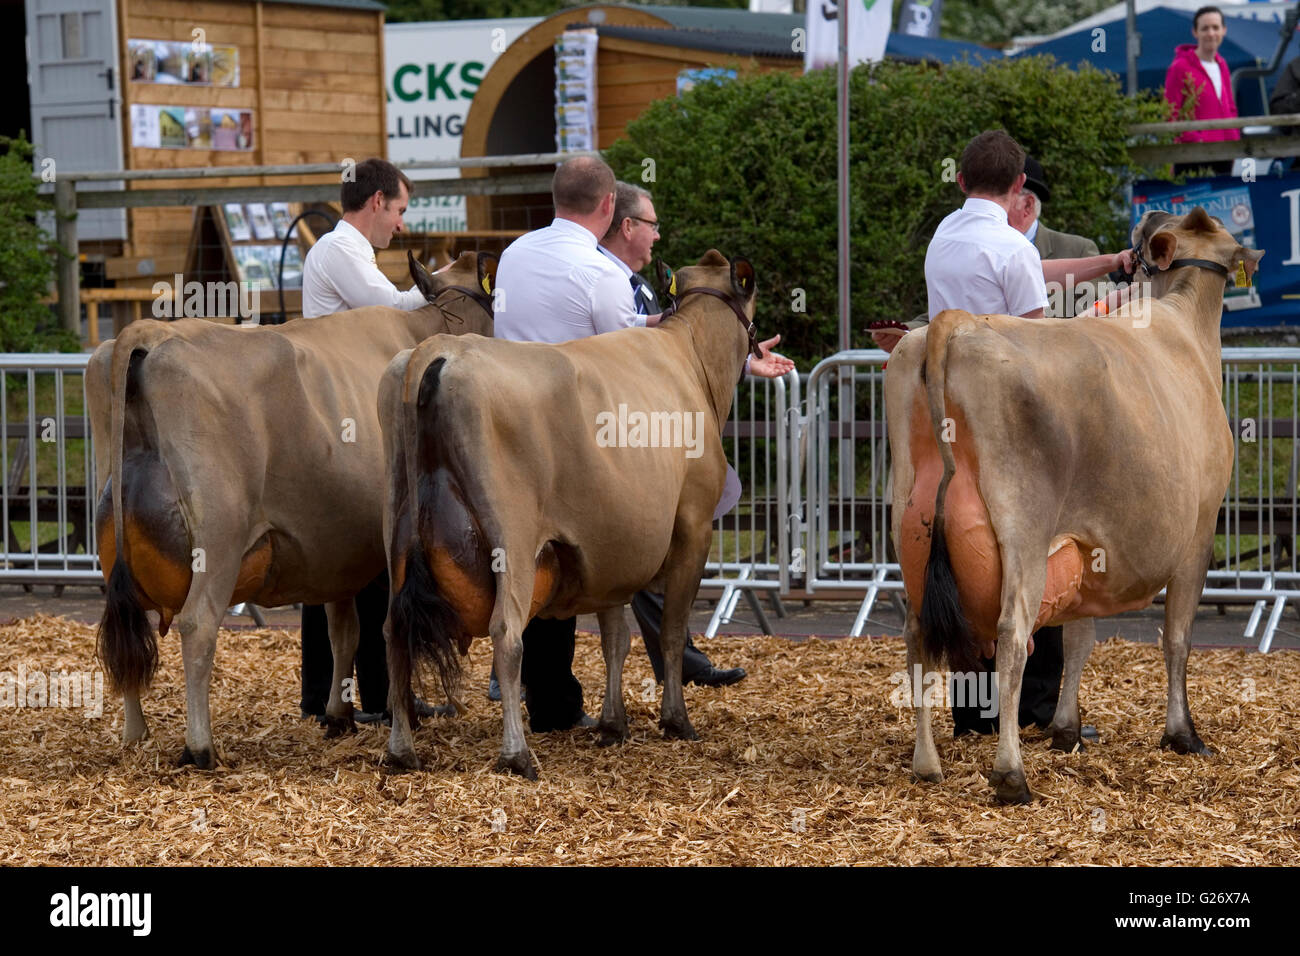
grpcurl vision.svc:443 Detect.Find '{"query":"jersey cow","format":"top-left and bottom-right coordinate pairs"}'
top-left (86, 251), bottom-right (495, 769)
top-left (379, 250), bottom-right (761, 778)
top-left (885, 207), bottom-right (1263, 803)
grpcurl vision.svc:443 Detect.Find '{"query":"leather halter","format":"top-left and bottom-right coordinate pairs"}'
top-left (432, 283), bottom-right (493, 315)
top-left (1134, 241), bottom-right (1230, 280)
top-left (662, 286), bottom-right (762, 358)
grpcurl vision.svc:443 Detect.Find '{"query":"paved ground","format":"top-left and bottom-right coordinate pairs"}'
top-left (1, 583), bottom-right (1295, 651)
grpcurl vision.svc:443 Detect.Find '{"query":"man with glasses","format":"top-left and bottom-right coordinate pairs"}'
top-left (597, 181), bottom-right (748, 689)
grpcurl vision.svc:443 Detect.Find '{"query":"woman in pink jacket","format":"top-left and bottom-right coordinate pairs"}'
top-left (1164, 6), bottom-right (1239, 144)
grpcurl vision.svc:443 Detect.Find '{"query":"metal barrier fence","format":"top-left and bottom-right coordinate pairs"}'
top-left (798, 347), bottom-right (1300, 652)
top-left (0, 353), bottom-right (100, 585)
top-left (699, 368), bottom-right (799, 637)
top-left (5, 348), bottom-right (1298, 651)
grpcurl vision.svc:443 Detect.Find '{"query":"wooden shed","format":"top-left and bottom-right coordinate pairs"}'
top-left (23, 0), bottom-right (388, 302)
top-left (460, 3), bottom-right (802, 233)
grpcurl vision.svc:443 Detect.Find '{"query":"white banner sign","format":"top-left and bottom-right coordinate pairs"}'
top-left (385, 17), bottom-right (540, 232)
top-left (804, 0), bottom-right (892, 72)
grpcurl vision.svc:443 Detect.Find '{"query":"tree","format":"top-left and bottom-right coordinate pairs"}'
top-left (605, 57), bottom-right (1167, 363)
top-left (0, 134), bottom-right (77, 353)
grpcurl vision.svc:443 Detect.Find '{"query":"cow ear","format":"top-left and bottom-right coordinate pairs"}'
top-left (1231, 245), bottom-right (1265, 285)
top-left (1148, 231), bottom-right (1178, 271)
top-left (408, 249), bottom-right (436, 300)
top-left (477, 252), bottom-right (499, 295)
top-left (655, 257), bottom-right (675, 298)
top-left (730, 256), bottom-right (756, 300)
top-left (1132, 210), bottom-right (1171, 249)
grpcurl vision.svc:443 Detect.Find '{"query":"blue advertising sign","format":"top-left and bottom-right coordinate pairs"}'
top-left (1132, 173), bottom-right (1300, 327)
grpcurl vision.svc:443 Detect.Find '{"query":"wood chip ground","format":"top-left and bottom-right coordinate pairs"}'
top-left (1, 615), bottom-right (1296, 865)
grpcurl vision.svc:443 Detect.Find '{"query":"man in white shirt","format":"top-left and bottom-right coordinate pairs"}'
top-left (494, 159), bottom-right (792, 730)
top-left (300, 157), bottom-right (427, 318)
top-left (491, 156), bottom-right (629, 732)
top-left (922, 130), bottom-right (1130, 739)
top-left (298, 157), bottom-right (434, 727)
top-left (925, 141), bottom-right (1129, 323)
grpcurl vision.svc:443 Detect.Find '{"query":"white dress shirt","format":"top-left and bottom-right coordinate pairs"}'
top-left (925, 197), bottom-right (1048, 319)
top-left (300, 218), bottom-right (426, 318)
top-left (494, 218), bottom-right (645, 343)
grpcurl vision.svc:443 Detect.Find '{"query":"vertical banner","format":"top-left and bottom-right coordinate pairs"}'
top-left (804, 0), bottom-right (892, 72)
top-left (555, 29), bottom-right (599, 154)
top-left (899, 0), bottom-right (944, 38)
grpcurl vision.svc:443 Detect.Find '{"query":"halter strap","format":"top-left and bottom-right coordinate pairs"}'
top-left (432, 284), bottom-right (493, 313)
top-left (662, 286), bottom-right (762, 358)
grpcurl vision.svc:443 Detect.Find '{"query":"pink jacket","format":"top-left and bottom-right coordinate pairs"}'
top-left (1164, 44), bottom-right (1240, 142)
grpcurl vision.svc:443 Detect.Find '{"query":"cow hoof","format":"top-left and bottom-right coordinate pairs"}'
top-left (384, 747), bottom-right (421, 772)
top-left (659, 719), bottom-right (699, 741)
top-left (1160, 731), bottom-right (1212, 756)
top-left (321, 714), bottom-right (357, 739)
top-left (987, 769), bottom-right (1033, 804)
top-left (495, 752), bottom-right (539, 781)
top-left (177, 746), bottom-right (216, 770)
top-left (1050, 729), bottom-right (1085, 753)
top-left (595, 723), bottom-right (629, 748)
top-left (911, 770), bottom-right (944, 784)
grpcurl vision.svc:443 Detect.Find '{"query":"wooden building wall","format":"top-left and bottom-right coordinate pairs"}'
top-left (594, 39), bottom-right (796, 149)
top-left (114, 0), bottom-right (386, 286)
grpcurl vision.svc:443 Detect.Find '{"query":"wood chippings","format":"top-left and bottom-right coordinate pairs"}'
top-left (0, 614), bottom-right (1296, 866)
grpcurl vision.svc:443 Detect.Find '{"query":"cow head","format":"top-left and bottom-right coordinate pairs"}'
top-left (407, 250), bottom-right (497, 322)
top-left (656, 250), bottom-right (761, 357)
top-left (1131, 207), bottom-right (1264, 295)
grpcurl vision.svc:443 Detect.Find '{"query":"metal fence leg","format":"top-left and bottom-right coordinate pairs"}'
top-left (1258, 595), bottom-right (1287, 653)
top-left (740, 588), bottom-right (774, 635)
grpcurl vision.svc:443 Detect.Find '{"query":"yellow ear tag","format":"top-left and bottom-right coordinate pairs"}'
top-left (669, 273), bottom-right (677, 296)
top-left (481, 274), bottom-right (492, 295)
top-left (1234, 261), bottom-right (1249, 289)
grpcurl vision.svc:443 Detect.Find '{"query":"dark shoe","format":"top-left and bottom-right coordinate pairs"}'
top-left (415, 698), bottom-right (456, 719)
top-left (687, 666), bottom-right (746, 688)
top-left (1080, 724), bottom-right (1100, 742)
top-left (577, 712), bottom-right (598, 729)
top-left (300, 708), bottom-right (327, 724)
top-left (354, 709), bottom-right (387, 725)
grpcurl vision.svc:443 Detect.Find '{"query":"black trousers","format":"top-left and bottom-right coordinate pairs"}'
top-left (630, 590), bottom-right (712, 682)
top-left (950, 625), bottom-right (1063, 734)
top-left (520, 615), bottom-right (584, 732)
top-left (300, 572), bottom-right (391, 716)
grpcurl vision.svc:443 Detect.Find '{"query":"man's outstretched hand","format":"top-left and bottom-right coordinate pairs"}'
top-left (749, 335), bottom-right (796, 378)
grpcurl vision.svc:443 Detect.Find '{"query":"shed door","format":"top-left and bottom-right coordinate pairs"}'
top-left (26, 0), bottom-right (125, 240)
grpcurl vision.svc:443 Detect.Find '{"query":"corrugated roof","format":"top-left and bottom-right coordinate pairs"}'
top-left (593, 24), bottom-right (800, 60)
top-left (619, 3), bottom-right (802, 37)
top-left (591, 22), bottom-right (995, 65)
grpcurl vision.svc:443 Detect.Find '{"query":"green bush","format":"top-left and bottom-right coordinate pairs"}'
top-left (605, 56), bottom-right (1168, 364)
top-left (0, 133), bottom-right (78, 354)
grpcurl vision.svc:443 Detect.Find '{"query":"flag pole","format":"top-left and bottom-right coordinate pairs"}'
top-left (838, 0), bottom-right (851, 352)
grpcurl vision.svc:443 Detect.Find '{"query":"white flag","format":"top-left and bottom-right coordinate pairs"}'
top-left (804, 0), bottom-right (892, 72)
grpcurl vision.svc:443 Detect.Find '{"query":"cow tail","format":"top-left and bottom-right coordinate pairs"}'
top-left (97, 344), bottom-right (158, 695)
top-left (919, 311), bottom-right (981, 673)
top-left (388, 351), bottom-right (464, 713)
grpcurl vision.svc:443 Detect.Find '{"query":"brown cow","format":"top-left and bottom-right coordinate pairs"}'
top-left (886, 207), bottom-right (1263, 803)
top-left (85, 252), bottom-right (494, 768)
top-left (378, 251), bottom-right (761, 777)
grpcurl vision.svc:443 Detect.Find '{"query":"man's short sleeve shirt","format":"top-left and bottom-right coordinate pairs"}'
top-left (924, 198), bottom-right (1048, 319)
top-left (493, 218), bottom-right (645, 343)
